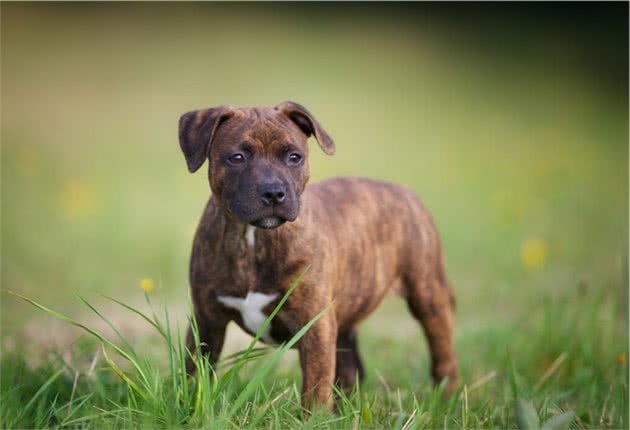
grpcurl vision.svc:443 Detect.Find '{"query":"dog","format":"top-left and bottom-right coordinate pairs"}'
top-left (178, 101), bottom-right (459, 411)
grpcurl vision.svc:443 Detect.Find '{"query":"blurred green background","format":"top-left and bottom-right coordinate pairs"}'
top-left (1, 3), bottom-right (627, 356)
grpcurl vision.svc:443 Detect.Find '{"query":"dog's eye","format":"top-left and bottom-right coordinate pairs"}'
top-left (227, 153), bottom-right (246, 165)
top-left (287, 153), bottom-right (302, 165)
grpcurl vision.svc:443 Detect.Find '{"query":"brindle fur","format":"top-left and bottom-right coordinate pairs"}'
top-left (179, 102), bottom-right (459, 412)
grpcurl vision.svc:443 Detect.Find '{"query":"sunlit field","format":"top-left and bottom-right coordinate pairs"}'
top-left (1, 3), bottom-right (627, 428)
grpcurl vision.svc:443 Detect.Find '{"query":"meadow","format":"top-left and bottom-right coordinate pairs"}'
top-left (1, 3), bottom-right (628, 428)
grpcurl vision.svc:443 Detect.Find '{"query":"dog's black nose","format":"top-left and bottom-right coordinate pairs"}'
top-left (259, 183), bottom-right (287, 205)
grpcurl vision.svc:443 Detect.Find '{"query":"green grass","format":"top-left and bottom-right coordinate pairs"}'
top-left (1, 3), bottom-right (628, 429)
top-left (1, 279), bottom-right (626, 428)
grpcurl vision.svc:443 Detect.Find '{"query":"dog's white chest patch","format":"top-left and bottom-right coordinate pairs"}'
top-left (217, 292), bottom-right (277, 342)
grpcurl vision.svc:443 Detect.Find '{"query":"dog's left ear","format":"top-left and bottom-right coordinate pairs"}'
top-left (276, 101), bottom-right (335, 155)
top-left (178, 106), bottom-right (234, 173)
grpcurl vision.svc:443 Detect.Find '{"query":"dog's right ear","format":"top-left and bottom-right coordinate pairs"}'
top-left (178, 106), bottom-right (233, 173)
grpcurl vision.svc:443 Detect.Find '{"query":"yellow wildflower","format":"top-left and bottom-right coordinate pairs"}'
top-left (521, 238), bottom-right (546, 271)
top-left (617, 353), bottom-right (626, 366)
top-left (140, 278), bottom-right (155, 293)
top-left (59, 178), bottom-right (97, 219)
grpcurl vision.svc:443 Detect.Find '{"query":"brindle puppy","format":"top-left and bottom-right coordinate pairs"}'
top-left (178, 102), bottom-right (459, 411)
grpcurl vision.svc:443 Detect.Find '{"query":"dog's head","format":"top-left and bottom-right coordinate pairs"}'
top-left (178, 102), bottom-right (334, 229)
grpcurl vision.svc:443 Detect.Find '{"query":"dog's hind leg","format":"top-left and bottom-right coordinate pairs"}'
top-left (335, 328), bottom-right (365, 392)
top-left (403, 267), bottom-right (459, 395)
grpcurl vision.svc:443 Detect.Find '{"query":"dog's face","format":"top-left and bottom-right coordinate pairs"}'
top-left (179, 102), bottom-right (335, 229)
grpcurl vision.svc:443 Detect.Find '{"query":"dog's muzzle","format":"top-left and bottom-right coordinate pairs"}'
top-left (228, 182), bottom-right (298, 229)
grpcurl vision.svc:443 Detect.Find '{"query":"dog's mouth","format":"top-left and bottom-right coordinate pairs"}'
top-left (250, 216), bottom-right (286, 229)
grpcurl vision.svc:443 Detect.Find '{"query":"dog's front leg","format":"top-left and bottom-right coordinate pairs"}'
top-left (185, 308), bottom-right (228, 375)
top-left (298, 314), bottom-right (337, 412)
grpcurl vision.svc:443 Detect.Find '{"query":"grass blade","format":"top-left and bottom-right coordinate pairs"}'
top-left (101, 345), bottom-right (145, 399)
top-left (8, 291), bottom-right (151, 392)
top-left (515, 399), bottom-right (540, 430)
top-left (541, 411), bottom-right (575, 430)
top-left (102, 295), bottom-right (168, 340)
top-left (15, 369), bottom-right (63, 425)
top-left (79, 297), bottom-right (137, 358)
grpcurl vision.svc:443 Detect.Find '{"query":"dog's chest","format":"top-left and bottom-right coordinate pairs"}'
top-left (214, 225), bottom-right (297, 343)
top-left (217, 292), bottom-right (278, 343)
